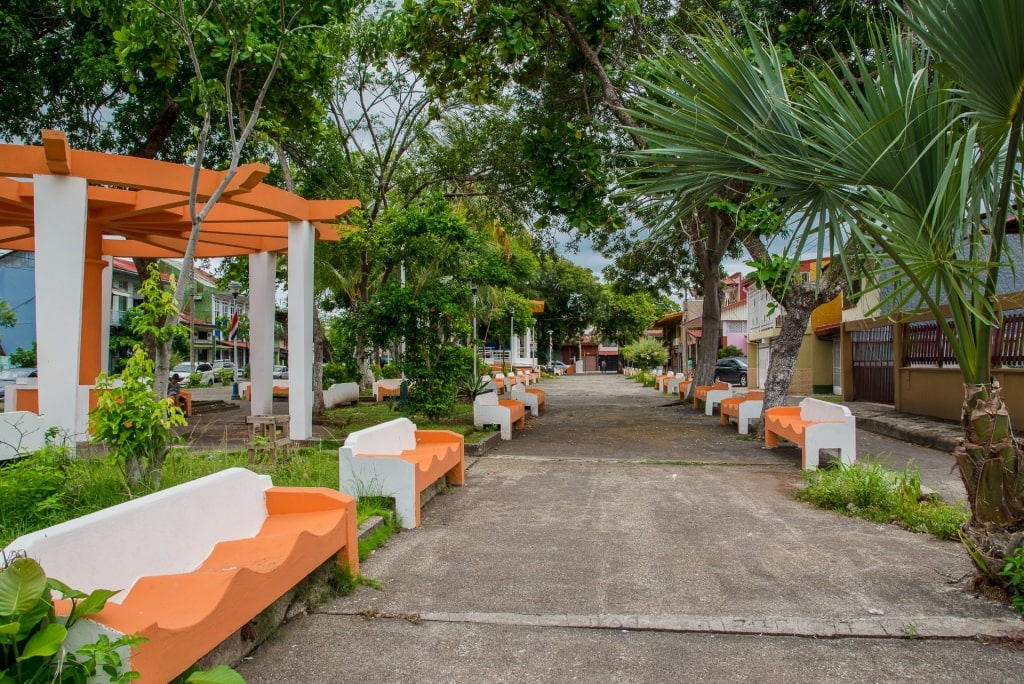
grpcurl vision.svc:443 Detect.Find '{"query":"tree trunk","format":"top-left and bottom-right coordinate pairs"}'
top-left (955, 381), bottom-right (1024, 586)
top-left (755, 303), bottom-right (808, 439)
top-left (684, 204), bottom-right (737, 400)
top-left (312, 305), bottom-right (326, 416)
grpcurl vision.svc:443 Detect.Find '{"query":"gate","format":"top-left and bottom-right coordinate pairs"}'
top-left (851, 326), bottom-right (894, 404)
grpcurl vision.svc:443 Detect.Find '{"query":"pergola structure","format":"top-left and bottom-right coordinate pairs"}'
top-left (0, 130), bottom-right (358, 442)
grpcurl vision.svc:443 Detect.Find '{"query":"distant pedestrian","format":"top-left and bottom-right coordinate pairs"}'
top-left (600, 359), bottom-right (607, 374)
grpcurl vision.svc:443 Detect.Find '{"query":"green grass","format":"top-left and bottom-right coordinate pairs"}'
top-left (317, 401), bottom-right (490, 445)
top-left (796, 456), bottom-right (969, 539)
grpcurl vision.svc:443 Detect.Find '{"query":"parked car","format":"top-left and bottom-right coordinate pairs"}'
top-left (211, 360), bottom-right (236, 371)
top-left (273, 365), bottom-right (288, 379)
top-left (545, 361), bottom-right (569, 375)
top-left (0, 367), bottom-right (37, 398)
top-left (714, 357), bottom-right (748, 386)
top-left (169, 362), bottom-right (215, 386)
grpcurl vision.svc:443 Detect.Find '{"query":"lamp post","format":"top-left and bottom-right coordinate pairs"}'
top-left (509, 309), bottom-right (514, 372)
top-left (471, 286), bottom-right (478, 379)
top-left (548, 330), bottom-right (553, 367)
top-left (189, 288), bottom-right (202, 368)
top-left (229, 280), bottom-right (241, 400)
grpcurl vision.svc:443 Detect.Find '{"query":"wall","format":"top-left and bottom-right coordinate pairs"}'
top-left (898, 367), bottom-right (1024, 425)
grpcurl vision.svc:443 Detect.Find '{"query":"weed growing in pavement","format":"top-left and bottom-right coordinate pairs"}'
top-left (998, 546), bottom-right (1024, 614)
top-left (797, 457), bottom-right (968, 539)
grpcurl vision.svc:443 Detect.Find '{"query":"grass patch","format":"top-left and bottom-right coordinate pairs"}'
top-left (796, 456), bottom-right (968, 539)
top-left (317, 401), bottom-right (491, 444)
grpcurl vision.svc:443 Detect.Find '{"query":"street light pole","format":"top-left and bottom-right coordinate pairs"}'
top-left (229, 280), bottom-right (241, 400)
top-left (509, 310), bottom-right (514, 372)
top-left (548, 330), bottom-right (553, 366)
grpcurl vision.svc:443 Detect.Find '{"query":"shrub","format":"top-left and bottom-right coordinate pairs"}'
top-left (718, 345), bottom-right (743, 358)
top-left (797, 458), bottom-right (968, 539)
top-left (89, 347), bottom-right (187, 489)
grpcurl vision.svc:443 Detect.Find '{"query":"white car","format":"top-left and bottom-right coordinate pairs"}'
top-left (273, 365), bottom-right (288, 379)
top-left (170, 362), bottom-right (215, 386)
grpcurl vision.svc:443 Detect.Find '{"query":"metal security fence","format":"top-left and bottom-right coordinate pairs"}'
top-left (902, 309), bottom-right (1024, 368)
top-left (852, 325), bottom-right (894, 404)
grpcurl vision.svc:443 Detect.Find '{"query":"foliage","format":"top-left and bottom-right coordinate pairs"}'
top-left (620, 337), bottom-right (668, 371)
top-left (594, 287), bottom-right (659, 346)
top-left (797, 459), bottom-right (969, 540)
top-left (998, 546), bottom-right (1024, 614)
top-left (0, 299), bottom-right (15, 331)
top-left (89, 347), bottom-right (187, 489)
top-left (322, 362), bottom-right (360, 387)
top-left (531, 255), bottom-right (604, 344)
top-left (718, 345), bottom-right (743, 359)
top-left (0, 556), bottom-right (143, 683)
top-left (456, 371), bottom-right (491, 402)
top-left (380, 364), bottom-right (401, 380)
top-left (8, 344), bottom-right (36, 369)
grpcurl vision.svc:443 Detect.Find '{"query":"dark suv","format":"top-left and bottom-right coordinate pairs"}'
top-left (714, 357), bottom-right (748, 386)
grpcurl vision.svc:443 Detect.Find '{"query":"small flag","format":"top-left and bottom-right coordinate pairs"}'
top-left (228, 311), bottom-right (239, 341)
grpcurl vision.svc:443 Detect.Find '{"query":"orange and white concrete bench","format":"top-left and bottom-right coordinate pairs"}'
top-left (720, 390), bottom-right (764, 434)
top-left (473, 391), bottom-right (526, 440)
top-left (241, 381), bottom-right (289, 401)
top-left (764, 397), bottom-right (857, 469)
top-left (374, 378), bottom-right (403, 402)
top-left (666, 375), bottom-right (690, 396)
top-left (339, 417), bottom-right (464, 529)
top-left (4, 468), bottom-right (358, 683)
top-left (510, 382), bottom-right (544, 416)
top-left (694, 381), bottom-right (733, 415)
top-left (654, 371), bottom-right (675, 392)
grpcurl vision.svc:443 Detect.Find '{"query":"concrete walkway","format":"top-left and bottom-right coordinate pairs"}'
top-left (236, 374), bottom-right (1023, 683)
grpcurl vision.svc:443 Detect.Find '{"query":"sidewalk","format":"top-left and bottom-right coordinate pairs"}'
top-left (234, 374), bottom-right (1023, 683)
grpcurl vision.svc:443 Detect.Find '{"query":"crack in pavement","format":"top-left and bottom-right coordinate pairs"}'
top-left (318, 608), bottom-right (1024, 640)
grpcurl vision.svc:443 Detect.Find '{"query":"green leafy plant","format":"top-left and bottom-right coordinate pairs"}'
top-left (456, 371), bottom-right (491, 402)
top-left (621, 338), bottom-right (668, 372)
top-left (188, 371), bottom-right (202, 387)
top-left (798, 458), bottom-right (969, 539)
top-left (89, 347), bottom-right (187, 490)
top-left (998, 546), bottom-right (1024, 613)
top-left (718, 345), bottom-right (743, 359)
top-left (380, 363), bottom-right (401, 380)
top-left (0, 556), bottom-right (143, 682)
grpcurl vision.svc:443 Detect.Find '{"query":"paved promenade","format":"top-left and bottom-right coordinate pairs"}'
top-left (237, 374), bottom-right (1024, 683)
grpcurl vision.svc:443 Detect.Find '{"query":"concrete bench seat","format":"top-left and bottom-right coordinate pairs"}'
top-left (324, 382), bottom-right (359, 408)
top-left (339, 417), bottom-right (464, 529)
top-left (473, 391), bottom-right (526, 440)
top-left (675, 379), bottom-right (693, 400)
top-left (3, 468), bottom-right (358, 683)
top-left (694, 381), bottom-right (733, 415)
top-left (374, 379), bottom-right (403, 402)
top-left (666, 375), bottom-right (689, 396)
top-left (654, 371), bottom-right (675, 392)
top-left (764, 397), bottom-right (857, 469)
top-left (510, 383), bottom-right (544, 416)
top-left (720, 390), bottom-right (764, 434)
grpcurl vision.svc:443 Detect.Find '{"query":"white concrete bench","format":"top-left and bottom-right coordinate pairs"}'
top-left (324, 382), bottom-right (360, 408)
top-left (339, 417), bottom-right (464, 529)
top-left (720, 390), bottom-right (764, 435)
top-left (374, 378), bottom-right (403, 402)
top-left (3, 467), bottom-right (358, 682)
top-left (473, 391), bottom-right (526, 440)
top-left (509, 382), bottom-right (540, 417)
top-left (764, 397), bottom-right (857, 469)
top-left (694, 381), bottom-right (734, 416)
top-left (666, 375), bottom-right (689, 396)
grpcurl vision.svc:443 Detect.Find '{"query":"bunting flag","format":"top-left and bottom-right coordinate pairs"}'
top-left (228, 311), bottom-right (239, 341)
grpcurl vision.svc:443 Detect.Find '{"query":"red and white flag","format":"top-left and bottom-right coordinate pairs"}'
top-left (228, 311), bottom-right (239, 341)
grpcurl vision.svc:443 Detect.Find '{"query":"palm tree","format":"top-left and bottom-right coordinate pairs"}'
top-left (623, 2), bottom-right (1024, 585)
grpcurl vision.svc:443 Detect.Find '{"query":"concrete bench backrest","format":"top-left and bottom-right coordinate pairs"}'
top-left (476, 392), bottom-right (500, 406)
top-left (377, 379), bottom-right (403, 391)
top-left (799, 397), bottom-right (853, 422)
top-left (343, 417), bottom-right (417, 456)
top-left (4, 467), bottom-right (272, 603)
top-left (509, 383), bottom-right (527, 396)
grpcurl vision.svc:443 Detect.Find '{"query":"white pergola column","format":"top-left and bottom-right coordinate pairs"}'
top-left (249, 252), bottom-right (276, 416)
top-left (287, 221), bottom-right (314, 440)
top-left (34, 174), bottom-right (87, 439)
top-left (100, 256), bottom-right (113, 374)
